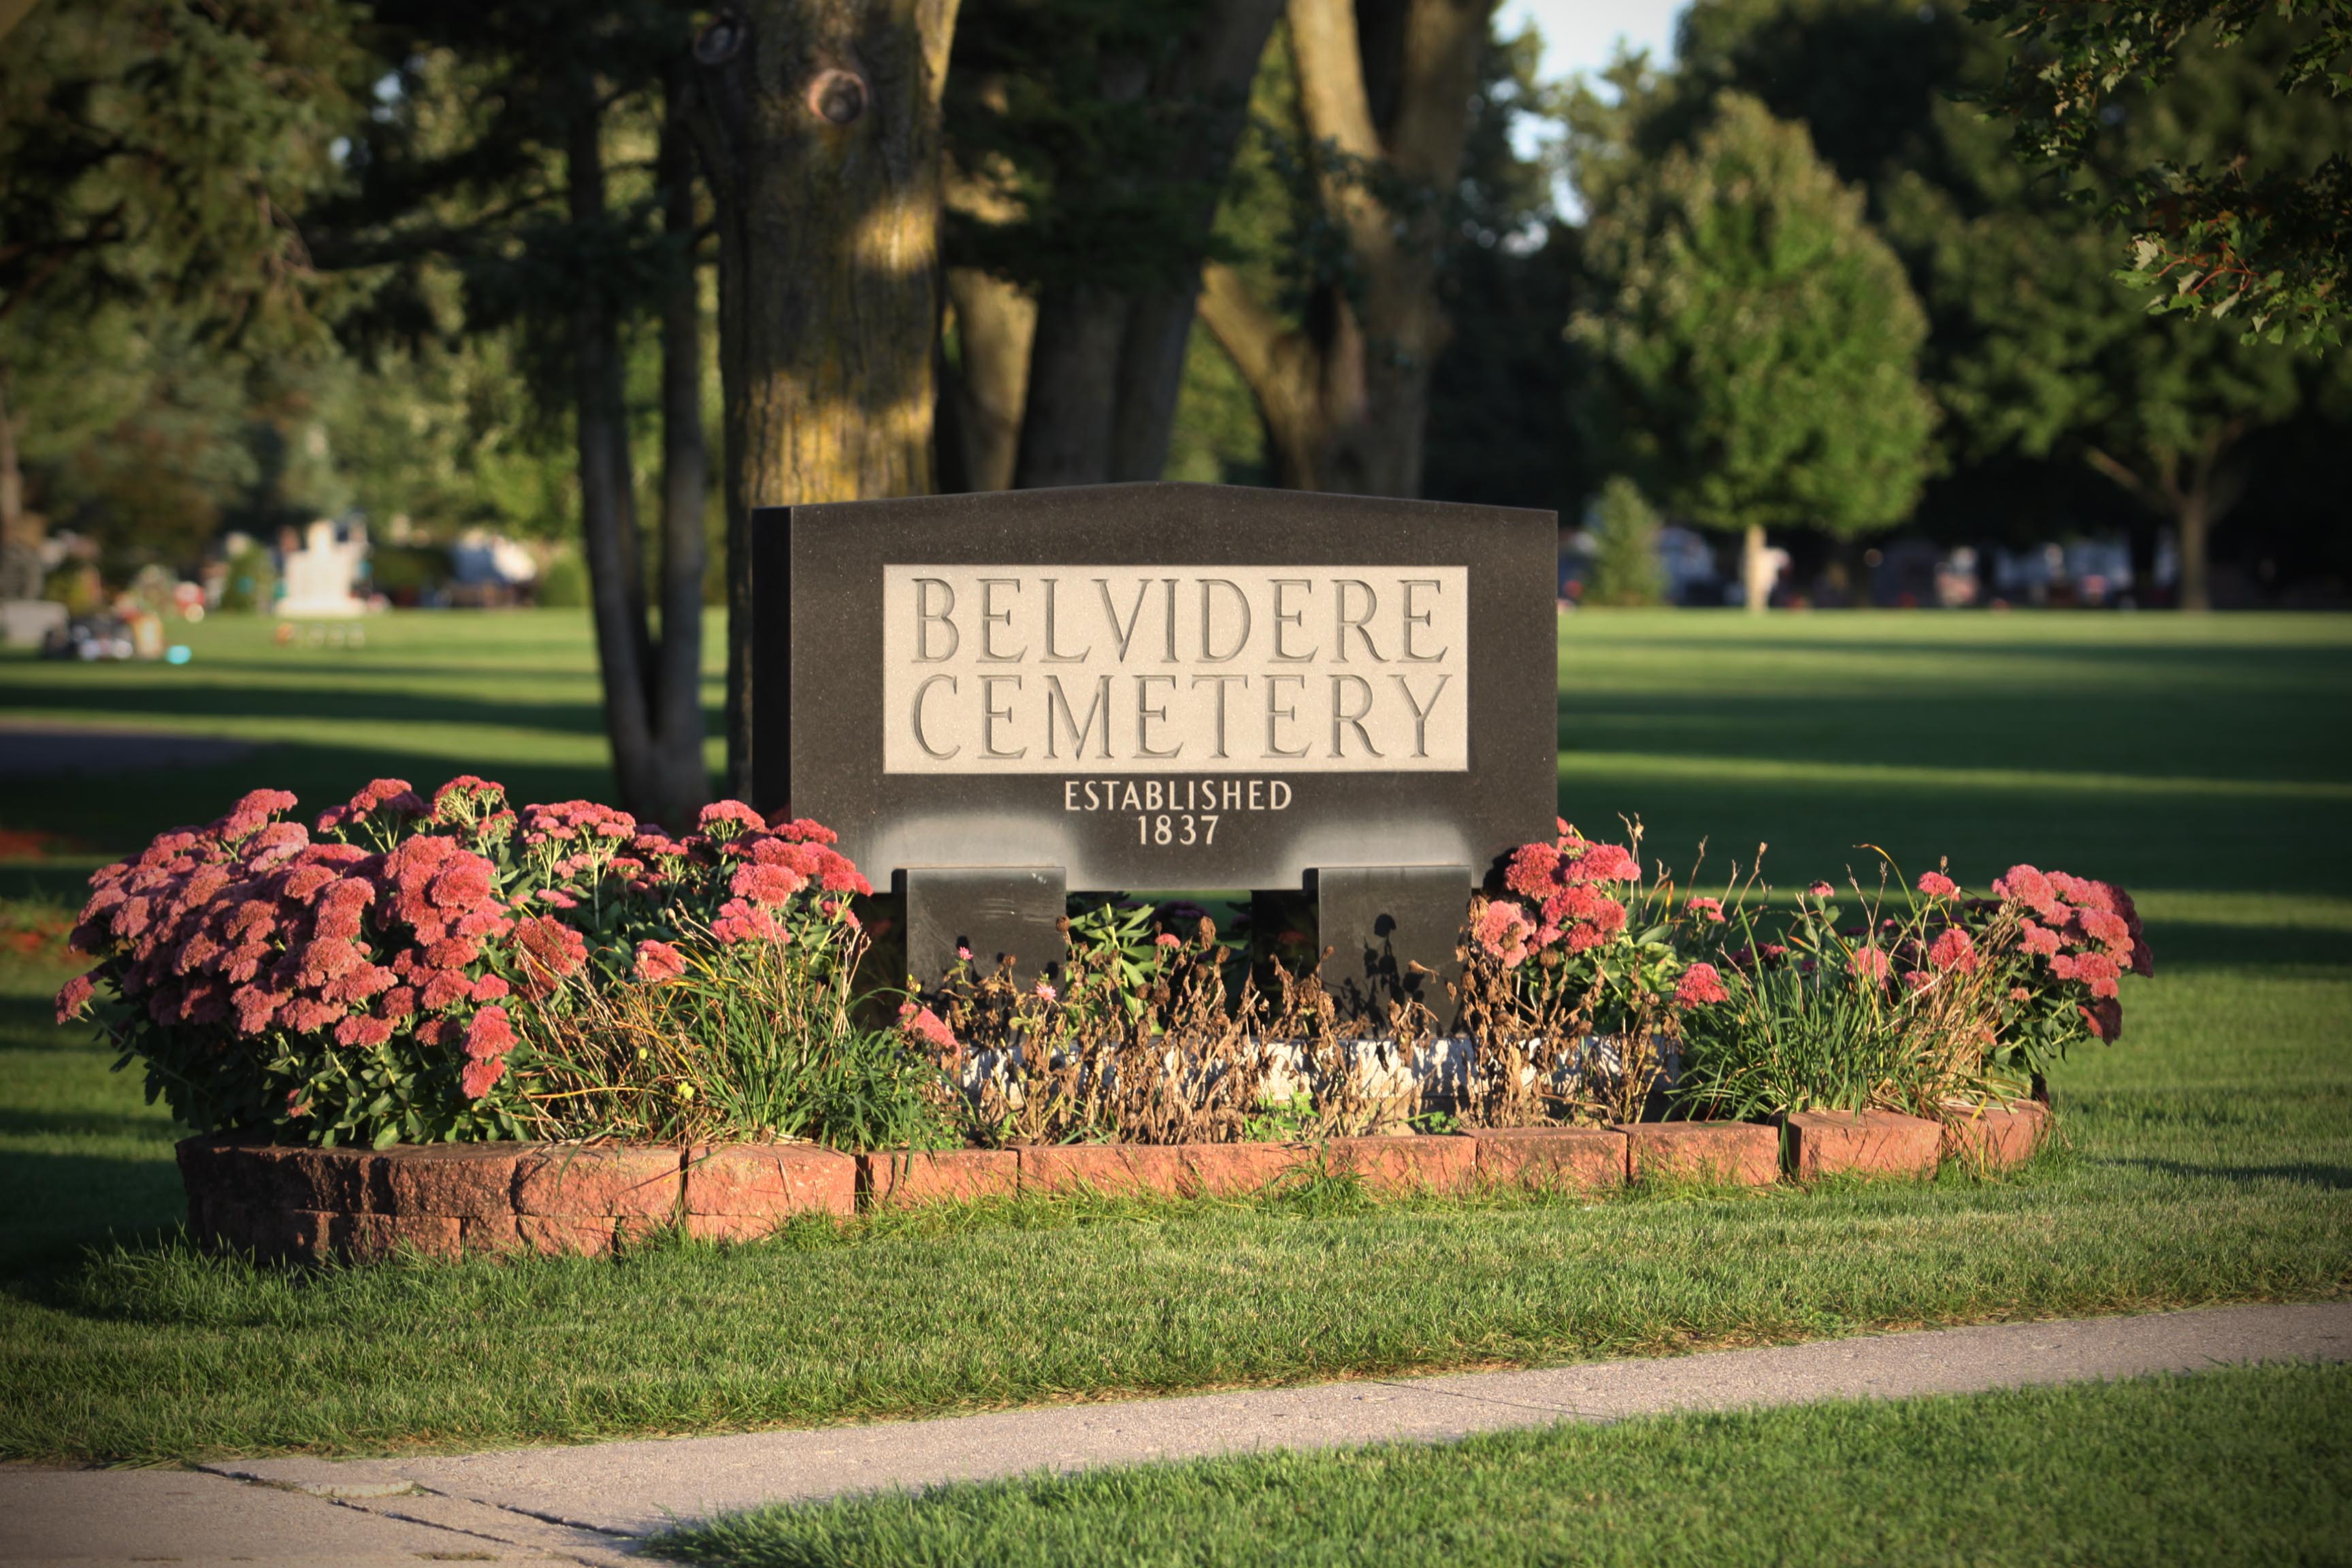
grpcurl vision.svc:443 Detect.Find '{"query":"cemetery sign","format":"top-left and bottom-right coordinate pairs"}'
top-left (754, 483), bottom-right (1554, 1003)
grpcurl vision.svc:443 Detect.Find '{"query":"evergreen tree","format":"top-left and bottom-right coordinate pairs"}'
top-left (0, 0), bottom-right (363, 593)
top-left (1667, 0), bottom-right (2342, 608)
top-left (1571, 91), bottom-right (1937, 611)
top-left (1585, 476), bottom-right (1667, 606)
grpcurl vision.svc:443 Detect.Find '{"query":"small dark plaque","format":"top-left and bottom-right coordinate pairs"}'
top-left (753, 483), bottom-right (1555, 994)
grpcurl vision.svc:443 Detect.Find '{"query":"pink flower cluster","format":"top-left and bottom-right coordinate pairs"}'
top-left (1989, 863), bottom-right (2150, 1040)
top-left (56, 783), bottom-right (525, 1089)
top-left (1673, 962), bottom-right (1729, 1007)
top-left (1484, 820), bottom-right (1639, 959)
top-left (56, 776), bottom-right (876, 1126)
top-left (897, 1002), bottom-right (960, 1058)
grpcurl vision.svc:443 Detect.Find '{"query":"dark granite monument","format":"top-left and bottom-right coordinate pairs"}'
top-left (752, 482), bottom-right (1554, 1021)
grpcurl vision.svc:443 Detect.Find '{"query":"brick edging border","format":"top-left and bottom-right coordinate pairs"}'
top-left (180, 1103), bottom-right (2048, 1264)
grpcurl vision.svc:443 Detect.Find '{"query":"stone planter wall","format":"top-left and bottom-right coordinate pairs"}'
top-left (180, 1101), bottom-right (2049, 1263)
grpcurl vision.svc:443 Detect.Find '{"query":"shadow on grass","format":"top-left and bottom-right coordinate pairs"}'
top-left (0, 742), bottom-right (619, 855)
top-left (0, 675), bottom-right (613, 740)
top-left (1559, 768), bottom-right (2349, 900)
top-left (0, 1149), bottom-right (185, 1282)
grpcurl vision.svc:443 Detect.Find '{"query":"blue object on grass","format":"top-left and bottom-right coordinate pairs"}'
top-left (165, 645), bottom-right (192, 665)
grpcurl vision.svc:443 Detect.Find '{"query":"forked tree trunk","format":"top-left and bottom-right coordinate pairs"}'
top-left (1196, 0), bottom-right (1490, 498)
top-left (686, 0), bottom-right (960, 800)
top-left (565, 75), bottom-right (710, 831)
top-left (2086, 424), bottom-right (2244, 614)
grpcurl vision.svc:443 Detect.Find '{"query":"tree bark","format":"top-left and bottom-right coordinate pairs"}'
top-left (0, 362), bottom-right (36, 602)
top-left (2085, 425), bottom-right (2244, 613)
top-left (1015, 286), bottom-right (1129, 487)
top-left (940, 265), bottom-right (1034, 491)
top-left (1198, 0), bottom-right (1491, 498)
top-left (1007, 0), bottom-right (1283, 489)
top-left (686, 0), bottom-right (960, 800)
top-left (1741, 524), bottom-right (1769, 615)
top-left (649, 74), bottom-right (713, 827)
top-left (564, 82), bottom-right (666, 821)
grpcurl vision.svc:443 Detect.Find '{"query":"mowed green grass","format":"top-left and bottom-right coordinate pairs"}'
top-left (0, 608), bottom-right (722, 858)
top-left (657, 1362), bottom-right (2352, 1568)
top-left (0, 608), bottom-right (2345, 1465)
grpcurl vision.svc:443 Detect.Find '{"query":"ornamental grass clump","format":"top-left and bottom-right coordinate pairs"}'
top-left (1670, 860), bottom-right (2155, 1122)
top-left (54, 777), bottom-right (894, 1148)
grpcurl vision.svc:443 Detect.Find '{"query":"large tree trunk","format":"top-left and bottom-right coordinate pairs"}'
top-left (940, 265), bottom-right (1034, 491)
top-left (1007, 0), bottom-right (1283, 489)
top-left (1198, 0), bottom-right (1489, 498)
top-left (564, 84), bottom-right (666, 821)
top-left (649, 76), bottom-right (713, 828)
top-left (686, 0), bottom-right (960, 800)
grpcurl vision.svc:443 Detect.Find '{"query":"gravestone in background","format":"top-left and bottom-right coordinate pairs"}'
top-left (753, 483), bottom-right (1554, 1025)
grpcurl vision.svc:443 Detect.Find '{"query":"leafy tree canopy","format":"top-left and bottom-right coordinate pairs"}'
top-left (0, 0), bottom-right (365, 344)
top-left (1965, 0), bottom-right (2352, 345)
top-left (1570, 90), bottom-right (1938, 540)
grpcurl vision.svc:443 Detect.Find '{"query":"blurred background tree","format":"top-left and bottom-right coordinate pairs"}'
top-left (1571, 90), bottom-right (1938, 611)
top-left (0, 0), bottom-right (363, 591)
top-left (1585, 476), bottom-right (1668, 606)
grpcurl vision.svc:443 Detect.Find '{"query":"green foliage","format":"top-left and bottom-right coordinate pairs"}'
top-left (39, 561), bottom-right (101, 617)
top-left (1570, 92), bottom-right (1938, 541)
top-left (1963, 0), bottom-right (2352, 344)
top-left (1585, 477), bottom-right (1667, 606)
top-left (366, 544), bottom-right (451, 600)
top-left (0, 0), bottom-right (365, 341)
top-left (945, 0), bottom-right (1247, 295)
top-left (215, 545), bottom-right (274, 613)
top-left (533, 938), bottom-right (953, 1152)
top-left (1162, 325), bottom-right (1269, 485)
top-left (536, 552), bottom-right (589, 608)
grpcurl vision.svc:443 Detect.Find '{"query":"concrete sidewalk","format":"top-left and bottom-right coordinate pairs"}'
top-left (7, 1301), bottom-right (2347, 1565)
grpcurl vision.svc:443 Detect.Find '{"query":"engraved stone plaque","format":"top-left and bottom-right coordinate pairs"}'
top-left (751, 483), bottom-right (1556, 992)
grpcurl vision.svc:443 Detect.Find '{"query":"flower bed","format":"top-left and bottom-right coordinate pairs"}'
top-left (57, 777), bottom-right (2132, 1260)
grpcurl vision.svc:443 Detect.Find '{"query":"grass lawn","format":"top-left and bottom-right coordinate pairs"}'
top-left (0, 608), bottom-right (2345, 1465)
top-left (656, 1361), bottom-right (2352, 1567)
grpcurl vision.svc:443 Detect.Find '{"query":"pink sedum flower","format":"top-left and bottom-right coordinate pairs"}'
top-left (634, 939), bottom-right (688, 984)
top-left (1916, 870), bottom-right (1958, 899)
top-left (54, 973), bottom-right (95, 1023)
top-left (1674, 962), bottom-right (1729, 1007)
top-left (898, 1004), bottom-right (959, 1055)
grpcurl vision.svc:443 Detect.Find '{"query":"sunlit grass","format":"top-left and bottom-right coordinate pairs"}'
top-left (655, 1362), bottom-right (2352, 1568)
top-left (0, 608), bottom-right (2342, 1465)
